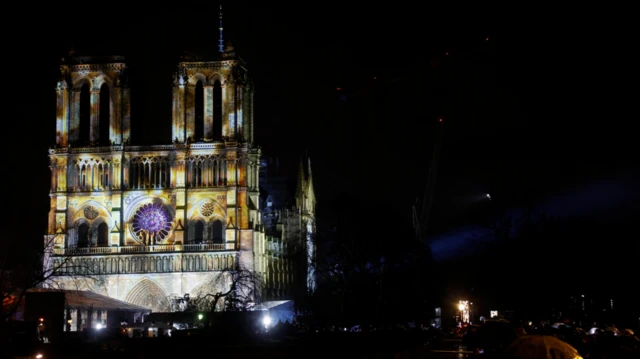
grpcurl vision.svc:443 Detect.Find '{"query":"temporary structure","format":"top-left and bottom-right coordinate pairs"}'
top-left (504, 334), bottom-right (583, 359)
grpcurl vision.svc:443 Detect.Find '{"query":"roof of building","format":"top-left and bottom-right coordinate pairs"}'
top-left (27, 289), bottom-right (151, 313)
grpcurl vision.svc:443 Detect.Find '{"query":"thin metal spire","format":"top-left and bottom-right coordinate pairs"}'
top-left (218, 5), bottom-right (224, 52)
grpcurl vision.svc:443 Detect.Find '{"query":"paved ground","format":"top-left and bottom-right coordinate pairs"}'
top-left (425, 349), bottom-right (472, 358)
top-left (425, 338), bottom-right (472, 358)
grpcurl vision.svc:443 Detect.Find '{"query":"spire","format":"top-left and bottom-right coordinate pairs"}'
top-left (306, 157), bottom-right (316, 215)
top-left (295, 156), bottom-right (306, 209)
top-left (218, 5), bottom-right (224, 53)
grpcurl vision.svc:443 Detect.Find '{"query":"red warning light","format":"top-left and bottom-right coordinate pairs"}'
top-left (337, 87), bottom-right (342, 91)
top-left (438, 118), bottom-right (443, 122)
top-left (485, 37), bottom-right (489, 41)
top-left (445, 52), bottom-right (449, 55)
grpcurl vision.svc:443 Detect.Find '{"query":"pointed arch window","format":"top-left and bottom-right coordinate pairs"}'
top-left (212, 220), bottom-right (224, 244)
top-left (78, 223), bottom-right (89, 247)
top-left (79, 83), bottom-right (91, 145)
top-left (97, 222), bottom-right (109, 247)
top-left (99, 83), bottom-right (110, 146)
top-left (194, 220), bottom-right (205, 244)
top-left (213, 80), bottom-right (222, 139)
top-left (194, 81), bottom-right (204, 141)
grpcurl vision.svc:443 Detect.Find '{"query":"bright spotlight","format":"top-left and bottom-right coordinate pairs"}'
top-left (458, 303), bottom-right (465, 311)
top-left (486, 193), bottom-right (491, 200)
top-left (36, 354), bottom-right (43, 359)
top-left (198, 314), bottom-right (203, 320)
top-left (262, 315), bottom-right (272, 328)
top-left (95, 323), bottom-right (103, 330)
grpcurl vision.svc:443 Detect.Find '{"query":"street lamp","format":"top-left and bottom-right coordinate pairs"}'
top-left (262, 315), bottom-right (271, 329)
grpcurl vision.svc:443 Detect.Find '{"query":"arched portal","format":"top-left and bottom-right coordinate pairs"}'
top-left (212, 220), bottom-right (224, 244)
top-left (124, 279), bottom-right (169, 312)
top-left (194, 220), bottom-right (204, 243)
top-left (78, 223), bottom-right (89, 247)
top-left (97, 222), bottom-right (109, 247)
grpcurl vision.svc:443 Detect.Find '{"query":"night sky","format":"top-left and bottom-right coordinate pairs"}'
top-left (4, 5), bottom-right (638, 297)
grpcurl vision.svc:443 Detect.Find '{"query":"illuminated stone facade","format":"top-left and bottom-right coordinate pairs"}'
top-left (45, 46), bottom-right (315, 312)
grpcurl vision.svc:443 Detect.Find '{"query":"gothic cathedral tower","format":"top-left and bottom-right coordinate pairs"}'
top-left (46, 43), bottom-right (268, 313)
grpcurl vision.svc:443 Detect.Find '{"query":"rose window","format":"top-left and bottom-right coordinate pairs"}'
top-left (200, 202), bottom-right (215, 217)
top-left (84, 206), bottom-right (99, 220)
top-left (132, 203), bottom-right (172, 242)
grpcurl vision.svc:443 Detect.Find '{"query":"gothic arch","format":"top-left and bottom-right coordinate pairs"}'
top-left (124, 278), bottom-right (169, 312)
top-left (188, 73), bottom-right (208, 86)
top-left (92, 74), bottom-right (113, 91)
top-left (74, 220), bottom-right (90, 248)
top-left (71, 74), bottom-right (92, 90)
top-left (212, 219), bottom-right (224, 243)
top-left (96, 221), bottom-right (109, 246)
top-left (187, 198), bottom-right (225, 220)
top-left (72, 200), bottom-right (113, 227)
top-left (208, 72), bottom-right (225, 85)
top-left (124, 196), bottom-right (174, 221)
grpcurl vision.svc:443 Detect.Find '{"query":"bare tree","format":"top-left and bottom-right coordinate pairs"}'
top-left (181, 263), bottom-right (264, 315)
top-left (1, 233), bottom-right (100, 321)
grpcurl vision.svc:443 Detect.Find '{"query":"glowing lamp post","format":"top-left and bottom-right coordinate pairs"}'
top-left (262, 315), bottom-right (272, 330)
top-left (458, 300), bottom-right (470, 325)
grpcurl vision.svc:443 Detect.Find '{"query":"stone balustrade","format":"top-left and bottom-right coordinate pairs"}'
top-left (52, 243), bottom-right (228, 256)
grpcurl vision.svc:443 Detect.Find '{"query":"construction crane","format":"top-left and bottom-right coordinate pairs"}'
top-left (411, 117), bottom-right (445, 315)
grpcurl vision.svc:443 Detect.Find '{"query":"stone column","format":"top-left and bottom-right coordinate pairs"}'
top-left (113, 84), bottom-right (122, 145)
top-left (236, 84), bottom-right (244, 139)
top-left (238, 156), bottom-right (246, 186)
top-left (227, 158), bottom-right (236, 186)
top-left (90, 90), bottom-right (100, 144)
top-left (122, 155), bottom-right (129, 189)
top-left (70, 90), bottom-right (81, 144)
top-left (204, 85), bottom-right (214, 141)
top-left (221, 83), bottom-right (229, 138)
top-left (186, 84), bottom-right (195, 141)
top-left (49, 161), bottom-right (57, 192)
top-left (56, 81), bottom-right (69, 147)
top-left (122, 85), bottom-right (131, 143)
top-left (247, 84), bottom-right (254, 143)
top-left (175, 154), bottom-right (186, 188)
top-left (172, 78), bottom-right (186, 143)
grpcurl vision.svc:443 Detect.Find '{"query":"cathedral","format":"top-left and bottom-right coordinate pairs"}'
top-left (44, 37), bottom-right (316, 314)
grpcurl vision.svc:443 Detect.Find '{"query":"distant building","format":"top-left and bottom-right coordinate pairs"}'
top-left (259, 156), bottom-right (316, 303)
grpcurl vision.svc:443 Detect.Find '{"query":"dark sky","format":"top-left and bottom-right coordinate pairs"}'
top-left (4, 4), bottom-right (637, 268)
